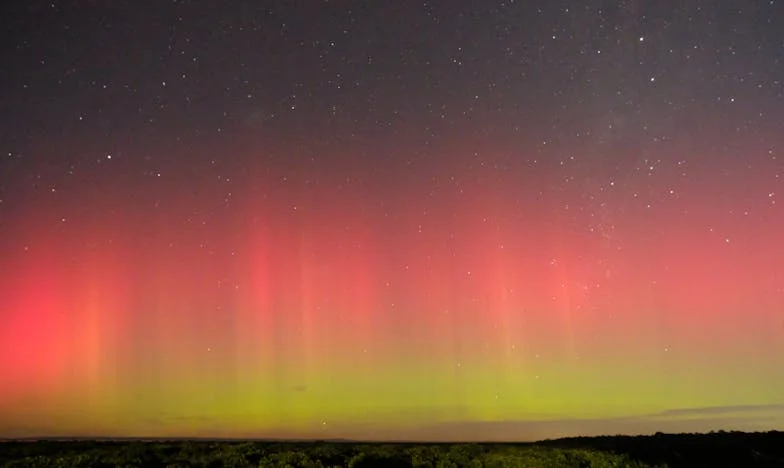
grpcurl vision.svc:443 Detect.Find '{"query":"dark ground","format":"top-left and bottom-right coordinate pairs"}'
top-left (1, 430), bottom-right (782, 467)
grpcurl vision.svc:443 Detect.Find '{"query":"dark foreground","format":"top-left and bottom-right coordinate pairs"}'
top-left (1, 431), bottom-right (783, 467)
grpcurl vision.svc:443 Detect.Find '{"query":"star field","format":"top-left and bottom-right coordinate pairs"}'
top-left (1, 0), bottom-right (783, 441)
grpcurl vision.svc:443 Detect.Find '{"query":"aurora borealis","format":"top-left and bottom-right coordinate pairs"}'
top-left (1, 1), bottom-right (783, 440)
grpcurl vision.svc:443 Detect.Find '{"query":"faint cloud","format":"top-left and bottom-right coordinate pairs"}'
top-left (406, 403), bottom-right (784, 442)
top-left (655, 404), bottom-right (784, 418)
top-left (140, 417), bottom-right (167, 428)
top-left (167, 415), bottom-right (216, 423)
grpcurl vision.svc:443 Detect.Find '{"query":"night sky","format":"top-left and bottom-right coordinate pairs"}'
top-left (1, 0), bottom-right (783, 441)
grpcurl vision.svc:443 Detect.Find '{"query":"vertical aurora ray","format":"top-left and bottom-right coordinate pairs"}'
top-left (70, 242), bottom-right (126, 414)
top-left (0, 242), bottom-right (72, 407)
